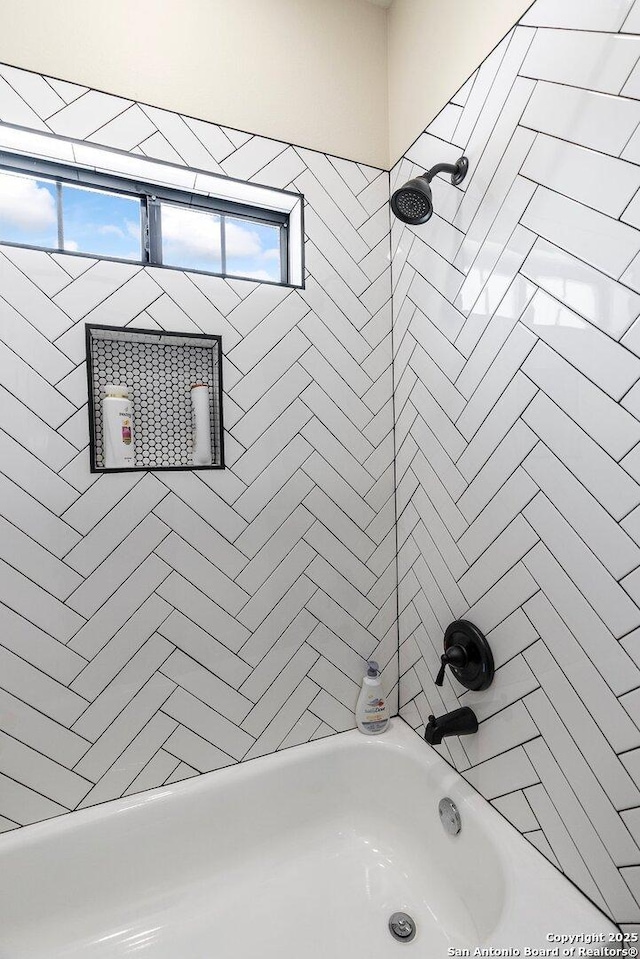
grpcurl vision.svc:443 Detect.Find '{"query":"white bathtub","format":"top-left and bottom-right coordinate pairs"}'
top-left (0, 720), bottom-right (618, 957)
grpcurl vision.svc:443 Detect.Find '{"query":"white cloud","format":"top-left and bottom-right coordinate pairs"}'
top-left (97, 224), bottom-right (125, 238)
top-left (161, 205), bottom-right (221, 262)
top-left (126, 219), bottom-right (140, 240)
top-left (0, 172), bottom-right (56, 232)
top-left (225, 220), bottom-right (262, 258)
top-left (64, 239), bottom-right (79, 252)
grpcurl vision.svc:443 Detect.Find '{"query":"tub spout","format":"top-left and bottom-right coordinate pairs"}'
top-left (425, 707), bottom-right (478, 746)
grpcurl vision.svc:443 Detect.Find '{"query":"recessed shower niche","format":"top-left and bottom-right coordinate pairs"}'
top-left (85, 324), bottom-right (224, 473)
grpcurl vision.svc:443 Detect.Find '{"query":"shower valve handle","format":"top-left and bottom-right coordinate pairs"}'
top-left (435, 644), bottom-right (468, 687)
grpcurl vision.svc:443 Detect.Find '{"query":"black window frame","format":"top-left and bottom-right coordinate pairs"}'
top-left (0, 150), bottom-right (290, 285)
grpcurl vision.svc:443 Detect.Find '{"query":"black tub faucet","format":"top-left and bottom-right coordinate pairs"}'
top-left (425, 707), bottom-right (478, 746)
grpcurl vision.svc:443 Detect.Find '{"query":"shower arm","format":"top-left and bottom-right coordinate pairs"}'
top-left (423, 162), bottom-right (459, 182)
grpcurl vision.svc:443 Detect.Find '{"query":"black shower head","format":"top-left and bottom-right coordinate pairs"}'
top-left (390, 175), bottom-right (433, 225)
top-left (390, 155), bottom-right (469, 225)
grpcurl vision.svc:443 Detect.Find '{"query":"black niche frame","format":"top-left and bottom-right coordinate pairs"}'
top-left (85, 323), bottom-right (225, 474)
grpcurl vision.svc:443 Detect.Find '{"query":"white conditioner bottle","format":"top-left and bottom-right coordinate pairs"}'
top-left (103, 384), bottom-right (135, 469)
top-left (356, 660), bottom-right (390, 735)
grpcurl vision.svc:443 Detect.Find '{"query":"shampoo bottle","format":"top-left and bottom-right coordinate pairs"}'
top-left (356, 660), bottom-right (390, 735)
top-left (103, 384), bottom-right (135, 469)
top-left (191, 383), bottom-right (212, 466)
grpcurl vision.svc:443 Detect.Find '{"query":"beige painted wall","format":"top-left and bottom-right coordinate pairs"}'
top-left (387, 0), bottom-right (532, 166)
top-left (0, 0), bottom-right (531, 168)
top-left (0, 0), bottom-right (389, 167)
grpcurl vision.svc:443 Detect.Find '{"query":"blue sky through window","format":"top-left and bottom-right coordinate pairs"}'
top-left (225, 217), bottom-right (281, 282)
top-left (0, 171), bottom-right (58, 248)
top-left (160, 203), bottom-right (222, 273)
top-left (0, 167), bottom-right (285, 282)
top-left (62, 184), bottom-right (141, 260)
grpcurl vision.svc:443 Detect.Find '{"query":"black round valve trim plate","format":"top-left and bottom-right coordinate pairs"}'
top-left (443, 619), bottom-right (494, 691)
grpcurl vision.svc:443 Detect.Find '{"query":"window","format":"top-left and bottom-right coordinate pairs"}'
top-left (0, 142), bottom-right (303, 287)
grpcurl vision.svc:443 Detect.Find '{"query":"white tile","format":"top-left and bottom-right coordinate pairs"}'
top-left (525, 737), bottom-right (640, 921)
top-left (236, 506), bottom-right (314, 593)
top-left (523, 545), bottom-right (640, 696)
top-left (74, 636), bottom-right (174, 741)
top-left (410, 451), bottom-right (466, 541)
top-left (48, 90), bottom-right (133, 138)
top-left (67, 515), bottom-right (169, 619)
top-left (306, 556), bottom-right (377, 629)
top-left (0, 296), bottom-right (72, 384)
top-left (463, 701), bottom-right (538, 766)
top-left (522, 0), bottom-right (633, 30)
top-left (459, 516), bottom-right (538, 607)
top-left (523, 342), bottom-right (640, 460)
top-left (622, 0), bottom-right (640, 32)
top-left (623, 58), bottom-right (640, 99)
top-left (464, 563), bottom-right (539, 636)
top-left (87, 103), bottom-right (156, 151)
top-left (461, 655), bottom-right (538, 723)
top-left (458, 468), bottom-right (538, 566)
top-left (0, 515), bottom-right (80, 600)
top-left (409, 414), bottom-right (466, 503)
top-left (0, 75), bottom-right (49, 130)
top-left (0, 645), bottom-right (87, 727)
top-left (522, 187), bottom-right (640, 280)
top-left (0, 471), bottom-right (80, 559)
top-left (453, 36), bottom-right (510, 148)
top-left (0, 63), bottom-right (65, 118)
top-left (524, 782), bottom-right (608, 913)
top-left (451, 72), bottom-right (476, 108)
top-left (408, 235), bottom-right (464, 303)
top-left (524, 493), bottom-right (640, 639)
top-left (457, 419), bottom-right (537, 524)
top-left (72, 596), bottom-right (171, 700)
top-left (306, 486), bottom-right (376, 562)
top-left (522, 81), bottom-right (640, 156)
top-left (163, 726), bottom-right (232, 774)
top-left (0, 688), bottom-right (88, 769)
top-left (493, 790), bottom-right (539, 832)
top-left (521, 28), bottom-right (640, 94)
top-left (156, 532), bottom-right (249, 614)
top-left (70, 555), bottom-right (171, 660)
top-left (524, 442), bottom-right (640, 577)
top-left (523, 635), bottom-right (640, 807)
top-left (158, 570), bottom-right (250, 653)
top-left (64, 475), bottom-right (167, 574)
top-left (457, 372), bottom-right (538, 481)
top-left (486, 608), bottom-right (539, 669)
top-left (453, 135), bottom-right (536, 280)
top-left (245, 678), bottom-right (320, 759)
top-left (240, 575), bottom-right (317, 667)
top-left (0, 556), bottom-right (83, 643)
top-left (156, 473), bottom-right (245, 542)
top-left (457, 323), bottom-right (537, 440)
top-left (524, 134), bottom-right (640, 218)
top-left (426, 103), bottom-right (464, 143)
top-left (522, 238), bottom-right (640, 341)
top-left (464, 746), bottom-right (539, 799)
top-left (0, 604), bottom-right (84, 686)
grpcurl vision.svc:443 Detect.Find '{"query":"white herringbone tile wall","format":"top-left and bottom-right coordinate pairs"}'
top-left (395, 0), bottom-right (640, 930)
top-left (0, 65), bottom-right (396, 832)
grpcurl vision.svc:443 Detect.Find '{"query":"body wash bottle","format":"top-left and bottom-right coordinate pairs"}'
top-left (103, 384), bottom-right (135, 469)
top-left (356, 661), bottom-right (390, 735)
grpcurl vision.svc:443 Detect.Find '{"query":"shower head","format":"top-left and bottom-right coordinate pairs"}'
top-left (390, 155), bottom-right (469, 225)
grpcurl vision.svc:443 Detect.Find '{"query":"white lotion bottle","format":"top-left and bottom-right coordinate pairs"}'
top-left (103, 384), bottom-right (135, 469)
top-left (191, 383), bottom-right (212, 466)
top-left (356, 660), bottom-right (390, 735)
